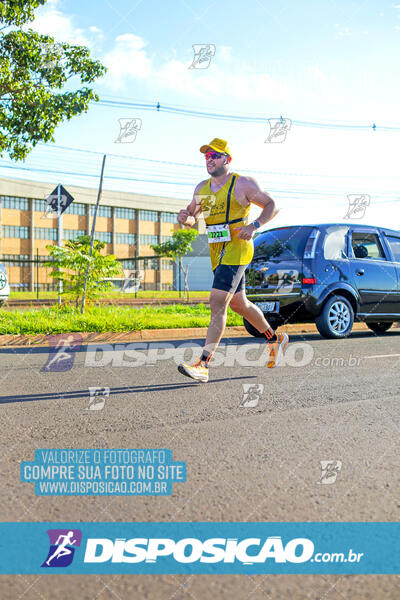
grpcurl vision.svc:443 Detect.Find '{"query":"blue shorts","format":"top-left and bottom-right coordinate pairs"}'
top-left (212, 264), bottom-right (247, 294)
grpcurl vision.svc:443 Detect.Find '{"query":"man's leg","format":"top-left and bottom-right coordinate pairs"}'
top-left (229, 290), bottom-right (274, 335)
top-left (229, 289), bottom-right (289, 368)
top-left (177, 265), bottom-right (242, 382)
top-left (177, 287), bottom-right (232, 383)
top-left (202, 287), bottom-right (232, 357)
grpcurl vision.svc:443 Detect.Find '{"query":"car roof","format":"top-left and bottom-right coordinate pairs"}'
top-left (263, 223), bottom-right (400, 235)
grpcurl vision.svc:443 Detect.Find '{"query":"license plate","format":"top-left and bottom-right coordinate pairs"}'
top-left (255, 301), bottom-right (279, 313)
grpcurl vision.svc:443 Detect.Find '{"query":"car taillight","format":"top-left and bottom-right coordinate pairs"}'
top-left (303, 228), bottom-right (320, 259)
top-left (302, 277), bottom-right (316, 284)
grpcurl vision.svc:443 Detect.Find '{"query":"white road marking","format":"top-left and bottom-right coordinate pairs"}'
top-left (364, 354), bottom-right (400, 359)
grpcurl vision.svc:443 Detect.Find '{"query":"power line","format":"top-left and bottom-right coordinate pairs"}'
top-left (95, 98), bottom-right (398, 132)
top-left (0, 162), bottom-right (399, 204)
top-left (39, 143), bottom-right (398, 180)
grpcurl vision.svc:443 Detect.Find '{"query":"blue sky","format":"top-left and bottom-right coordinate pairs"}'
top-left (1, 0), bottom-right (400, 228)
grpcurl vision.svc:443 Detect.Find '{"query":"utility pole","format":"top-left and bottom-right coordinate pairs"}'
top-left (57, 183), bottom-right (63, 305)
top-left (80, 155), bottom-right (107, 314)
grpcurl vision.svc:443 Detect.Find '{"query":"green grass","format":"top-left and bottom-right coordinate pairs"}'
top-left (0, 304), bottom-right (242, 335)
top-left (9, 290), bottom-right (210, 300)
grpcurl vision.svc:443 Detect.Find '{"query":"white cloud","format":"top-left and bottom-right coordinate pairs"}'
top-left (102, 34), bottom-right (152, 90)
top-left (102, 36), bottom-right (290, 102)
top-left (218, 45), bottom-right (233, 62)
top-left (89, 25), bottom-right (104, 40)
top-left (304, 66), bottom-right (326, 82)
top-left (335, 26), bottom-right (351, 37)
top-left (31, 0), bottom-right (89, 45)
top-left (155, 59), bottom-right (290, 101)
top-left (29, 0), bottom-right (103, 48)
top-left (163, 51), bottom-right (291, 101)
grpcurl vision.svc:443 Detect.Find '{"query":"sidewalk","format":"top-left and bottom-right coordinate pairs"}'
top-left (0, 322), bottom-right (374, 347)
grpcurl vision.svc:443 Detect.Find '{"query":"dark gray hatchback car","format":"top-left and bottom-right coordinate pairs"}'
top-left (244, 223), bottom-right (400, 339)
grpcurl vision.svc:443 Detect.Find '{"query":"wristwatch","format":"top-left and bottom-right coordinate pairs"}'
top-left (251, 220), bottom-right (261, 229)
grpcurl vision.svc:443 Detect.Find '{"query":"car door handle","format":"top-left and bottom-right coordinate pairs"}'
top-left (356, 269), bottom-right (364, 275)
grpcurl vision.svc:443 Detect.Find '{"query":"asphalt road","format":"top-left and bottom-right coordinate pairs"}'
top-left (1, 328), bottom-right (400, 599)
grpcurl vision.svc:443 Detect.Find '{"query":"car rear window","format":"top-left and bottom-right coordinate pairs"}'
top-left (323, 225), bottom-right (349, 260)
top-left (254, 227), bottom-right (313, 260)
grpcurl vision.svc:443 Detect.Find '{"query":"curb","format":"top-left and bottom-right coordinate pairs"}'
top-left (0, 322), bottom-right (374, 348)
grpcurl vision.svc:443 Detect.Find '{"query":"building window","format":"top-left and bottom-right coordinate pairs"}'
top-left (9, 282), bottom-right (30, 290)
top-left (120, 259), bottom-right (134, 269)
top-left (66, 202), bottom-right (86, 215)
top-left (139, 210), bottom-right (158, 221)
top-left (115, 233), bottom-right (136, 245)
top-left (1, 196), bottom-right (29, 210)
top-left (90, 205), bottom-right (111, 218)
top-left (139, 234), bottom-right (158, 245)
top-left (2, 254), bottom-right (30, 267)
top-left (162, 259), bottom-right (174, 270)
top-left (115, 207), bottom-right (135, 220)
top-left (160, 235), bottom-right (174, 243)
top-left (33, 199), bottom-right (48, 212)
top-left (34, 227), bottom-right (57, 240)
top-left (95, 231), bottom-right (112, 243)
top-left (161, 212), bottom-right (178, 223)
top-left (143, 258), bottom-right (159, 269)
top-left (63, 229), bottom-right (86, 241)
top-left (35, 283), bottom-right (57, 291)
top-left (3, 225), bottom-right (30, 238)
top-left (161, 260), bottom-right (174, 270)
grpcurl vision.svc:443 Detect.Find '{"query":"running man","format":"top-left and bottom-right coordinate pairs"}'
top-left (177, 138), bottom-right (289, 383)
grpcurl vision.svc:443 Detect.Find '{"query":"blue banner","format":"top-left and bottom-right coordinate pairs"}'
top-left (0, 522), bottom-right (399, 574)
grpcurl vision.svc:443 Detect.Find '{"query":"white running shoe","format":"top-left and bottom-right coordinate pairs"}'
top-left (266, 332), bottom-right (289, 368)
top-left (178, 358), bottom-right (209, 383)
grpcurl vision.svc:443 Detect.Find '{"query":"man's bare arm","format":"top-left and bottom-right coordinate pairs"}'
top-left (235, 176), bottom-right (279, 240)
top-left (241, 176), bottom-right (279, 224)
top-left (177, 181), bottom-right (206, 226)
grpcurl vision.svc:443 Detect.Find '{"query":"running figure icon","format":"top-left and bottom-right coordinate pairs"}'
top-left (41, 333), bottom-right (82, 372)
top-left (45, 531), bottom-right (77, 566)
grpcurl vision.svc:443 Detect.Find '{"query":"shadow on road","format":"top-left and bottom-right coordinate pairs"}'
top-left (0, 330), bottom-right (398, 355)
top-left (0, 376), bottom-right (256, 405)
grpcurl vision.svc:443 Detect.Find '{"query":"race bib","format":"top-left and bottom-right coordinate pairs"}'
top-left (207, 224), bottom-right (231, 244)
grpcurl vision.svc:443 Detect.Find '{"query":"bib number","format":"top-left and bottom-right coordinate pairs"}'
top-left (207, 224), bottom-right (231, 244)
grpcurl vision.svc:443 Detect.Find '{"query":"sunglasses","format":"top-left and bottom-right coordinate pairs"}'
top-left (205, 151), bottom-right (226, 160)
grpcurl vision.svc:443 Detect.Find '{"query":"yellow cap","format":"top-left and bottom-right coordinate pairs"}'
top-left (200, 138), bottom-right (231, 157)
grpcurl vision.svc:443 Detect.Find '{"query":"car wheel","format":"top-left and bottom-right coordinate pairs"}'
top-left (366, 322), bottom-right (393, 334)
top-left (315, 295), bottom-right (354, 339)
top-left (243, 317), bottom-right (266, 338)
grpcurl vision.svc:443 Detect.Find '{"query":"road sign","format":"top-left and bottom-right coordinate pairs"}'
top-left (46, 185), bottom-right (74, 214)
top-left (44, 184), bottom-right (74, 305)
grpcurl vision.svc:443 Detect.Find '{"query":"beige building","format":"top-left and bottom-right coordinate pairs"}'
top-left (0, 176), bottom-right (202, 291)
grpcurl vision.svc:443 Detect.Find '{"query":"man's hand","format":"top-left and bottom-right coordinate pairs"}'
top-left (178, 209), bottom-right (190, 225)
top-left (178, 210), bottom-right (196, 228)
top-left (235, 224), bottom-right (256, 240)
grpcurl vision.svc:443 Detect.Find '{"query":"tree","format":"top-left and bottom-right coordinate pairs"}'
top-left (151, 229), bottom-right (199, 301)
top-left (45, 235), bottom-right (123, 309)
top-left (0, 0), bottom-right (106, 160)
